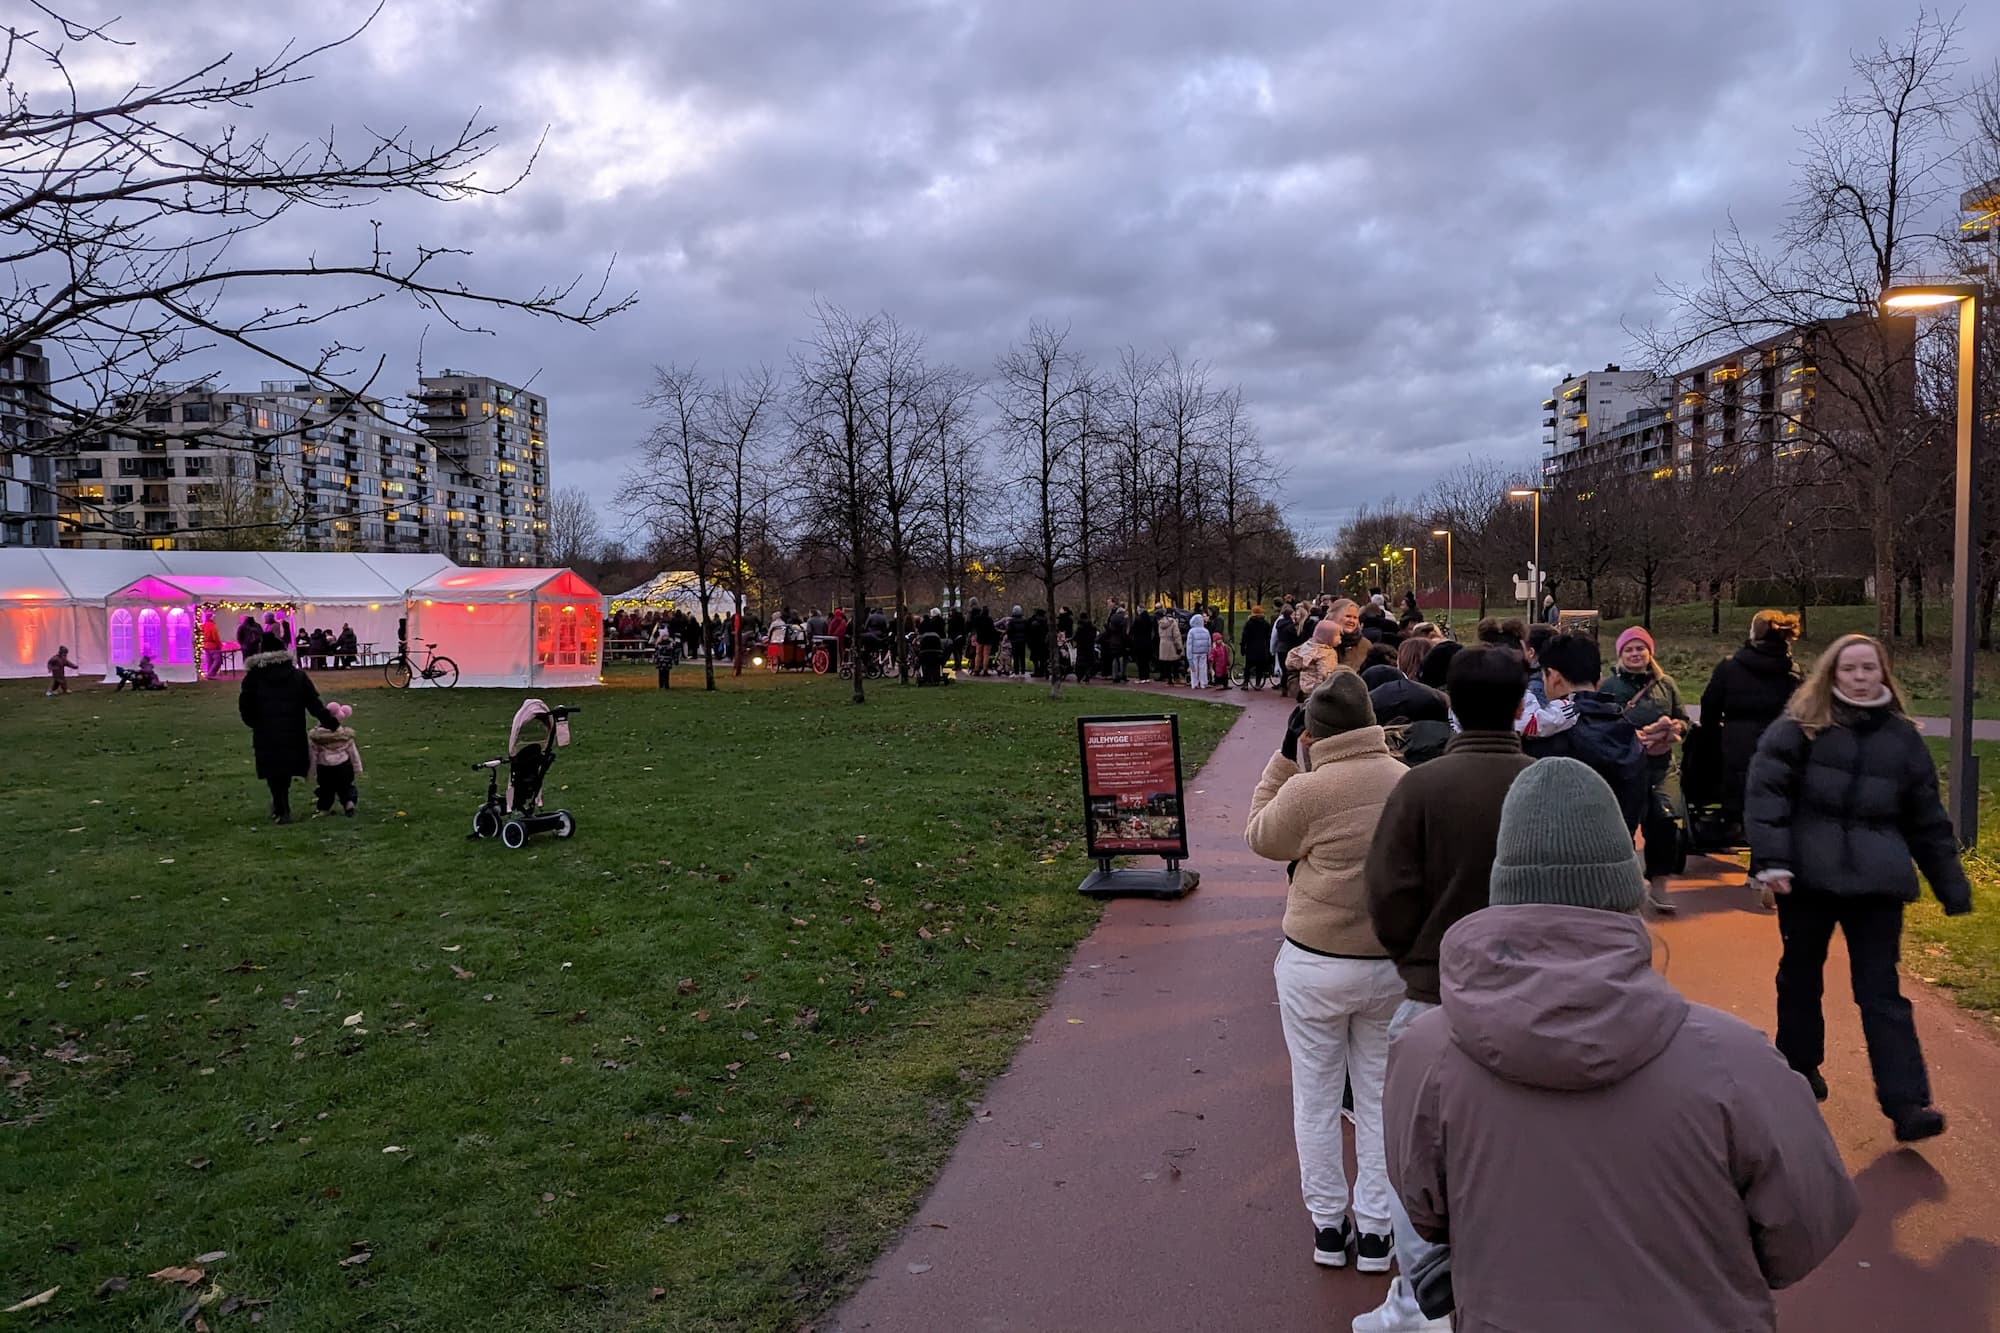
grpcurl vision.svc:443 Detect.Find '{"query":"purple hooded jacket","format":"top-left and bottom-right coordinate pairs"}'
top-left (1385, 903), bottom-right (1858, 1333)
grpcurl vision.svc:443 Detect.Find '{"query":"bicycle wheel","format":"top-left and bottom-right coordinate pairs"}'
top-left (810, 647), bottom-right (831, 675)
top-left (428, 656), bottom-right (460, 689)
top-left (384, 656), bottom-right (412, 688)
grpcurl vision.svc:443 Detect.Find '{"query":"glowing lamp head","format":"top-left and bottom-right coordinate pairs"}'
top-left (1881, 282), bottom-right (1978, 310)
top-left (1507, 488), bottom-right (1537, 499)
top-left (1883, 291), bottom-right (1961, 309)
top-left (1432, 529), bottom-right (1450, 537)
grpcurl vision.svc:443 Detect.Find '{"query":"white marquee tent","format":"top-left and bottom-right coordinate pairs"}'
top-left (403, 567), bottom-right (604, 688)
top-left (0, 548), bottom-right (455, 680)
top-left (104, 572), bottom-right (296, 683)
top-left (606, 571), bottom-right (741, 617)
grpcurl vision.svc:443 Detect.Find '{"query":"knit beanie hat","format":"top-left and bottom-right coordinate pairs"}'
top-left (1489, 758), bottom-right (1646, 913)
top-left (1303, 670), bottom-right (1374, 738)
top-left (1311, 618), bottom-right (1342, 647)
top-left (1416, 639), bottom-right (1462, 688)
top-left (1615, 626), bottom-right (1654, 657)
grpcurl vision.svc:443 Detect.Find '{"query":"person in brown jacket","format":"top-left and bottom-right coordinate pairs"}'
top-left (1381, 758), bottom-right (1858, 1333)
top-left (1246, 671), bottom-right (1409, 1275)
top-left (1355, 646), bottom-right (1533, 1332)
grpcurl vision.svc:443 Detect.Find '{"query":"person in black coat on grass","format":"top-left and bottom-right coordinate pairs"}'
top-left (1130, 608), bottom-right (1157, 683)
top-left (1699, 610), bottom-right (1803, 829)
top-left (240, 632), bottom-right (336, 823)
top-left (1745, 633), bottom-right (1970, 1143)
top-left (1073, 613), bottom-right (1097, 683)
top-left (1240, 606), bottom-right (1272, 685)
top-left (1099, 603), bottom-right (1129, 682)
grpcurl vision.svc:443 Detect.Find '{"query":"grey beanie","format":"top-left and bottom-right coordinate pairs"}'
top-left (1304, 670), bottom-right (1375, 739)
top-left (1489, 758), bottom-right (1646, 913)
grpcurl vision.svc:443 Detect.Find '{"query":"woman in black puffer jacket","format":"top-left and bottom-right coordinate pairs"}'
top-left (1745, 633), bottom-right (1970, 1143)
top-left (240, 632), bottom-right (336, 824)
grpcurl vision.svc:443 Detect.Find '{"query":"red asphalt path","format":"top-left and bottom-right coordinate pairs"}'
top-left (829, 690), bottom-right (2000, 1333)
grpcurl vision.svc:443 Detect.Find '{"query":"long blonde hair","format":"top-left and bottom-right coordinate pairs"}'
top-left (1788, 633), bottom-right (1910, 738)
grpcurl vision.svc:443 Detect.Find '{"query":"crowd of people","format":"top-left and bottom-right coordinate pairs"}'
top-left (1245, 616), bottom-right (1970, 1331)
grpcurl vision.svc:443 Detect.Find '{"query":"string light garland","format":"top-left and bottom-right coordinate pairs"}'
top-left (191, 598), bottom-right (297, 674)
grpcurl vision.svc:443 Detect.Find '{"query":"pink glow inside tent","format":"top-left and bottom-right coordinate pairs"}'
top-left (403, 567), bottom-right (603, 688)
top-left (104, 573), bottom-right (294, 682)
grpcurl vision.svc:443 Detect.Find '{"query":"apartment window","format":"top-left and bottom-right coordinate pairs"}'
top-left (118, 458), bottom-right (140, 476)
top-left (144, 406), bottom-right (172, 423)
top-left (109, 484), bottom-right (133, 503)
top-left (182, 402), bottom-right (212, 423)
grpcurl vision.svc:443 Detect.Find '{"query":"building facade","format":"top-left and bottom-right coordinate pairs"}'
top-left (44, 371), bottom-right (547, 563)
top-left (0, 343), bottom-right (58, 547)
top-left (1539, 365), bottom-right (1669, 479)
top-left (412, 371), bottom-right (548, 566)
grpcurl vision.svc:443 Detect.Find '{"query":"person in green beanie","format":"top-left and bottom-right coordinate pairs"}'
top-left (1245, 670), bottom-right (1410, 1279)
top-left (1378, 758), bottom-right (1857, 1333)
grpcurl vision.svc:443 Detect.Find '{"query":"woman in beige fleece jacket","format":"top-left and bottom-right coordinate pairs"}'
top-left (1245, 670), bottom-right (1410, 1275)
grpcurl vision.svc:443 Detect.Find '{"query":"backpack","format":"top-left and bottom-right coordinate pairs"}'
top-left (1384, 719), bottom-right (1452, 767)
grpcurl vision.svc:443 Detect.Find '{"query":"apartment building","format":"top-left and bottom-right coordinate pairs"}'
top-left (1539, 365), bottom-right (1670, 479)
top-left (411, 371), bottom-right (548, 566)
top-left (45, 371), bottom-right (547, 563)
top-left (0, 343), bottom-right (57, 547)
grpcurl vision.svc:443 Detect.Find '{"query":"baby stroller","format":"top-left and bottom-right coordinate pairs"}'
top-left (470, 699), bottom-right (580, 849)
top-left (916, 629), bottom-right (951, 685)
top-left (1679, 721), bottom-right (1741, 853)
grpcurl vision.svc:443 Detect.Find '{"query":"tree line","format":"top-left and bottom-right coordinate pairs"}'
top-left (608, 303), bottom-right (1308, 698)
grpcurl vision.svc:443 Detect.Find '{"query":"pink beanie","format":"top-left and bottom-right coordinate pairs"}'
top-left (328, 701), bottom-right (353, 722)
top-left (1615, 627), bottom-right (1654, 657)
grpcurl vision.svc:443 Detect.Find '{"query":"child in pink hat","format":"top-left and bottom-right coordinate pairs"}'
top-left (307, 701), bottom-right (364, 817)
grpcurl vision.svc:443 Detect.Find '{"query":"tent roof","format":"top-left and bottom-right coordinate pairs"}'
top-left (0, 548), bottom-right (471, 607)
top-left (410, 567), bottom-right (600, 601)
top-left (108, 573), bottom-right (293, 604)
top-left (608, 570), bottom-right (707, 602)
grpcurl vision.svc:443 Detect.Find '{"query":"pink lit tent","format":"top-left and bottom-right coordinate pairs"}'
top-left (102, 573), bottom-right (296, 683)
top-left (402, 567), bottom-right (603, 688)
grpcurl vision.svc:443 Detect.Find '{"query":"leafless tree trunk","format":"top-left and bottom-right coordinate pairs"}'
top-left (711, 367), bottom-right (779, 677)
top-left (994, 322), bottom-right (1084, 700)
top-left (621, 365), bottom-right (727, 690)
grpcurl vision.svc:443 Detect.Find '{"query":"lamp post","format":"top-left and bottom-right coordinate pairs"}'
top-left (1403, 546), bottom-right (1418, 607)
top-left (1506, 487), bottom-right (1547, 621)
top-left (1431, 528), bottom-right (1453, 629)
top-left (1319, 561), bottom-right (1326, 596)
top-left (1883, 282), bottom-right (1985, 847)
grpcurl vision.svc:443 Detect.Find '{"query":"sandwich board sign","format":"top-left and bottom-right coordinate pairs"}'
top-left (1074, 713), bottom-right (1199, 899)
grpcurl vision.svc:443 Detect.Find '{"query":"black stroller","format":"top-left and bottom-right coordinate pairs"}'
top-left (1679, 721), bottom-right (1742, 854)
top-left (470, 699), bottom-right (580, 849)
top-left (916, 630), bottom-right (951, 686)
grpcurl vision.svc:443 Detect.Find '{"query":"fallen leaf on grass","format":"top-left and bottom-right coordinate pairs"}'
top-left (917, 927), bottom-right (933, 940)
top-left (3, 1288), bottom-right (58, 1312)
top-left (449, 965), bottom-right (474, 980)
top-left (186, 1158), bottom-right (211, 1171)
top-left (441, 945), bottom-right (462, 953)
top-left (676, 978), bottom-right (697, 995)
top-left (650, 1287), bottom-right (666, 1300)
top-left (342, 1012), bottom-right (363, 1027)
top-left (382, 1145), bottom-right (405, 1154)
top-left (94, 1277), bottom-right (129, 1297)
top-left (723, 996), bottom-right (750, 1012)
top-left (6, 1070), bottom-right (29, 1089)
top-left (1066, 1018), bottom-right (1084, 1025)
top-left (148, 1266), bottom-right (204, 1286)
top-left (338, 1252), bottom-right (371, 1267)
top-left (541, 1192), bottom-right (555, 1203)
top-left (192, 1251), bottom-right (227, 1264)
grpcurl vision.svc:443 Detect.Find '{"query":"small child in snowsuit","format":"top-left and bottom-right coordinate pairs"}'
top-left (308, 700), bottom-right (363, 816)
top-left (47, 645), bottom-right (74, 696)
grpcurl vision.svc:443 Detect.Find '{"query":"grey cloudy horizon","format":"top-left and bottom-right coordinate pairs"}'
top-left (52, 0), bottom-right (2000, 546)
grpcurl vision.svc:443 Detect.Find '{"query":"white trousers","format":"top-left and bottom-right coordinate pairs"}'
top-left (1274, 941), bottom-right (1404, 1232)
top-left (1189, 656), bottom-right (1212, 688)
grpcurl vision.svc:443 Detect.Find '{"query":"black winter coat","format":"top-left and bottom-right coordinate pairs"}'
top-left (239, 650), bottom-right (335, 780)
top-left (1369, 676), bottom-right (1451, 725)
top-left (1241, 615), bottom-right (1272, 668)
top-left (1745, 705), bottom-right (1969, 909)
top-left (1700, 640), bottom-right (1801, 819)
top-left (1100, 610), bottom-right (1128, 655)
top-left (1522, 691), bottom-right (1649, 833)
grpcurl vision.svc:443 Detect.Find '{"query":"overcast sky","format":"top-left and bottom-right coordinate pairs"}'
top-left (46, 0), bottom-right (2000, 542)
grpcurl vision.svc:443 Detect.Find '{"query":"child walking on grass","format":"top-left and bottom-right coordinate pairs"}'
top-left (308, 701), bottom-right (364, 816)
top-left (46, 645), bottom-right (74, 696)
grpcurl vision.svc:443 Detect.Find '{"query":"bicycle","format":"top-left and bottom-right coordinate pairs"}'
top-left (1231, 660), bottom-right (1274, 691)
top-left (384, 641), bottom-right (460, 689)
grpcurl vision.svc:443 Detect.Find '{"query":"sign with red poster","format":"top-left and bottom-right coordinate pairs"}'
top-left (1077, 714), bottom-right (1189, 859)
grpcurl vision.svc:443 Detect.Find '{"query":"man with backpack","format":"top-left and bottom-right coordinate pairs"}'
top-left (1351, 646), bottom-right (1534, 1333)
top-left (1519, 633), bottom-right (1648, 834)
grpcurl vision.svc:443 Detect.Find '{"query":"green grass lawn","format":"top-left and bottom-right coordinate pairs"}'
top-left (1907, 739), bottom-right (2000, 1023)
top-left (1604, 601), bottom-right (2000, 719)
top-left (0, 668), bottom-right (1232, 1330)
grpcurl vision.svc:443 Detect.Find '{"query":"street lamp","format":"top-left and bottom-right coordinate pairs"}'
top-left (1506, 487), bottom-right (1548, 621)
top-left (1403, 546), bottom-right (1418, 607)
top-left (1883, 281), bottom-right (1985, 846)
top-left (1319, 561), bottom-right (1326, 596)
top-left (1431, 528), bottom-right (1453, 629)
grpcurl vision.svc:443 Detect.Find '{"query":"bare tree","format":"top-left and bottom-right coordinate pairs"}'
top-left (790, 302), bottom-right (882, 704)
top-left (0, 5), bottom-right (632, 542)
top-left (546, 486), bottom-right (601, 568)
top-left (621, 366), bottom-right (726, 689)
top-left (868, 314), bottom-right (942, 678)
top-left (921, 367), bottom-right (981, 616)
top-left (1154, 351), bottom-right (1213, 605)
top-left (994, 321), bottom-right (1084, 698)
top-left (1212, 387), bottom-right (1277, 636)
top-left (709, 367), bottom-right (780, 676)
top-left (1649, 12), bottom-right (1965, 636)
top-left (1112, 347), bottom-right (1161, 610)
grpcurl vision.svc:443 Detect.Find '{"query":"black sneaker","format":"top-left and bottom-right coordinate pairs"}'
top-left (1356, 1231), bottom-right (1394, 1274)
top-left (1892, 1105), bottom-right (1946, 1142)
top-left (1312, 1220), bottom-right (1352, 1268)
top-left (1801, 1069), bottom-right (1829, 1102)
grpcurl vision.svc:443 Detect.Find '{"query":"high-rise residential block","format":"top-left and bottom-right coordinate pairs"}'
top-left (411, 371), bottom-right (548, 565)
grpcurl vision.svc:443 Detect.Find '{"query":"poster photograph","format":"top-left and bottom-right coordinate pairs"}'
top-left (1076, 714), bottom-right (1189, 858)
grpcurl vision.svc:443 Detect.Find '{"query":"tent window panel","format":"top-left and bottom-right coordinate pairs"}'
top-left (165, 608), bottom-right (193, 664)
top-left (109, 609), bottom-right (134, 664)
top-left (137, 608), bottom-right (162, 659)
top-left (535, 605), bottom-right (556, 666)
